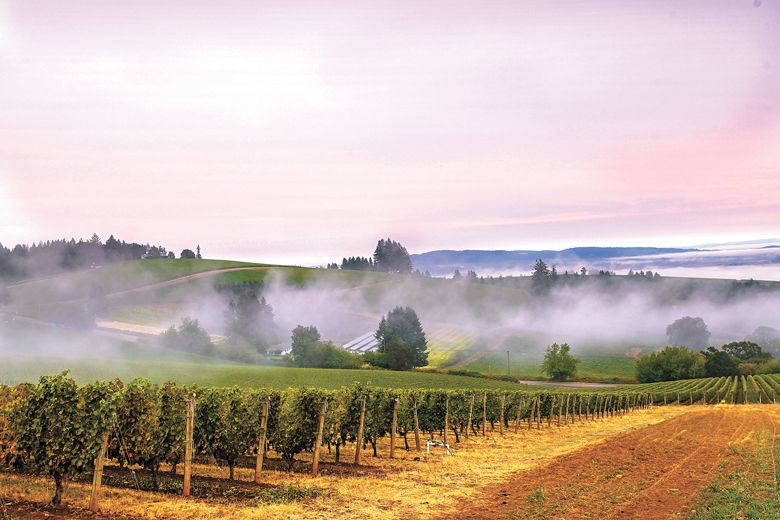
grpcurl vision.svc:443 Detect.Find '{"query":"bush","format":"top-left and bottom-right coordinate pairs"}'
top-left (288, 325), bottom-right (362, 369)
top-left (755, 359), bottom-right (780, 374)
top-left (702, 347), bottom-right (739, 377)
top-left (159, 317), bottom-right (214, 356)
top-left (635, 346), bottom-right (705, 383)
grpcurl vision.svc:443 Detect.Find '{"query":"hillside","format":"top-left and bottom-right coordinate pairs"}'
top-left (3, 258), bottom-right (780, 384)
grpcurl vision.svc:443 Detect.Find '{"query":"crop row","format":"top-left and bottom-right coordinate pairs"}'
top-left (0, 373), bottom-right (654, 506)
top-left (635, 374), bottom-right (780, 404)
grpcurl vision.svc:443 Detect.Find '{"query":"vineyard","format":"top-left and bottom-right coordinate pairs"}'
top-left (1, 372), bottom-right (778, 515)
top-left (635, 374), bottom-right (780, 404)
top-left (0, 373), bottom-right (659, 510)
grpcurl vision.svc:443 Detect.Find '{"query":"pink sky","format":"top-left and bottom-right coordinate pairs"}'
top-left (1, 0), bottom-right (778, 264)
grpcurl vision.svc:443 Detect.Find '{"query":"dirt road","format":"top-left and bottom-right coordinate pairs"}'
top-left (437, 406), bottom-right (778, 520)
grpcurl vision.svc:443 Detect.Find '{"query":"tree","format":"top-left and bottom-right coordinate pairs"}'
top-left (224, 289), bottom-right (277, 353)
top-left (635, 346), bottom-right (705, 383)
top-left (374, 306), bottom-right (428, 369)
top-left (541, 343), bottom-right (579, 381)
top-left (531, 259), bottom-right (551, 293)
top-left (721, 341), bottom-right (771, 363)
top-left (666, 316), bottom-right (710, 349)
top-left (382, 336), bottom-right (416, 370)
top-left (748, 326), bottom-right (780, 356)
top-left (180, 249), bottom-right (196, 259)
top-left (289, 325), bottom-right (323, 367)
top-left (373, 238), bottom-right (412, 273)
top-left (196, 245), bottom-right (202, 259)
top-left (702, 347), bottom-right (740, 377)
top-left (167, 251), bottom-right (175, 259)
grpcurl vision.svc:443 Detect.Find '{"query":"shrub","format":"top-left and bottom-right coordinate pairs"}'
top-left (635, 346), bottom-right (705, 383)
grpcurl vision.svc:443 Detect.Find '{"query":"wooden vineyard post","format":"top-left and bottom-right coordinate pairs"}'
top-left (412, 395), bottom-right (421, 452)
top-left (89, 429), bottom-right (110, 512)
top-left (183, 393), bottom-right (195, 497)
top-left (499, 395), bottom-right (505, 435)
top-left (556, 395), bottom-right (563, 427)
top-left (312, 400), bottom-right (328, 476)
top-left (547, 396), bottom-right (554, 427)
top-left (254, 398), bottom-right (270, 482)
top-left (466, 394), bottom-right (474, 440)
top-left (515, 397), bottom-right (524, 433)
top-left (527, 397), bottom-right (535, 430)
top-left (576, 395), bottom-right (581, 423)
top-left (390, 397), bottom-right (399, 459)
top-left (444, 396), bottom-right (450, 445)
top-left (663, 392), bottom-right (667, 405)
top-left (536, 395), bottom-right (542, 430)
top-left (482, 392), bottom-right (487, 437)
top-left (354, 398), bottom-right (367, 465)
top-left (564, 394), bottom-right (570, 423)
top-left (676, 392), bottom-right (680, 405)
top-left (689, 391), bottom-right (693, 405)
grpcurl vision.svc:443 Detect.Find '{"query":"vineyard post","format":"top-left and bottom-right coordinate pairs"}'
top-left (577, 394), bottom-right (582, 421)
top-left (481, 392), bottom-right (487, 437)
top-left (556, 395), bottom-right (562, 427)
top-left (689, 391), bottom-right (693, 405)
top-left (390, 397), bottom-right (399, 459)
top-left (499, 394), bottom-right (505, 435)
top-left (312, 400), bottom-right (328, 476)
top-left (676, 392), bottom-right (680, 405)
top-left (412, 395), bottom-right (421, 452)
top-left (466, 394), bottom-right (474, 440)
top-left (548, 395), bottom-right (555, 427)
top-left (354, 397), bottom-right (366, 465)
top-left (254, 398), bottom-right (270, 482)
top-left (535, 396), bottom-right (542, 430)
top-left (514, 396), bottom-right (523, 433)
top-left (663, 392), bottom-right (667, 405)
top-left (527, 396), bottom-right (535, 430)
top-left (183, 393), bottom-right (195, 498)
top-left (564, 394), bottom-right (570, 423)
top-left (444, 396), bottom-right (450, 444)
top-left (89, 429), bottom-right (110, 512)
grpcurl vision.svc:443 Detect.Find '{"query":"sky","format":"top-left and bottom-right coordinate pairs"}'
top-left (1, 0), bottom-right (779, 264)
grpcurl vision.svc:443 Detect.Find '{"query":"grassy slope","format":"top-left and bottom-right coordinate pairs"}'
top-left (14, 259), bottom-right (763, 385)
top-left (5, 258), bottom-right (266, 305)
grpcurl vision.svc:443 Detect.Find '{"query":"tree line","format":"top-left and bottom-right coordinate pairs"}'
top-left (0, 234), bottom-right (181, 281)
top-left (329, 238), bottom-right (413, 274)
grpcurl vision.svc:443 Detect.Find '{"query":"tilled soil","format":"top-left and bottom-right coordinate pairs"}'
top-left (435, 407), bottom-right (778, 520)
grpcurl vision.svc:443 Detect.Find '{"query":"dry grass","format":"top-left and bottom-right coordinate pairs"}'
top-left (0, 406), bottom-right (692, 519)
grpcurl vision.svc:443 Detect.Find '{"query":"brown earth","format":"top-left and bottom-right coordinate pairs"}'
top-left (436, 406), bottom-right (778, 520)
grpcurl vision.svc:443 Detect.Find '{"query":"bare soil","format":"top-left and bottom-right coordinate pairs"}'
top-left (436, 406), bottom-right (778, 520)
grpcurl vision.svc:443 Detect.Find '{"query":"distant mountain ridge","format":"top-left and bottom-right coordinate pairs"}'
top-left (411, 247), bottom-right (697, 276)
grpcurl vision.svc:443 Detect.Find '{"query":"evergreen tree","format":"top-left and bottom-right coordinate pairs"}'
top-left (531, 259), bottom-right (551, 293)
top-left (374, 306), bottom-right (427, 369)
top-left (373, 238), bottom-right (412, 273)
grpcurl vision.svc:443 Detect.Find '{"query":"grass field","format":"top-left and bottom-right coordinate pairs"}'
top-left (457, 351), bottom-right (638, 383)
top-left (0, 356), bottom-right (531, 390)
